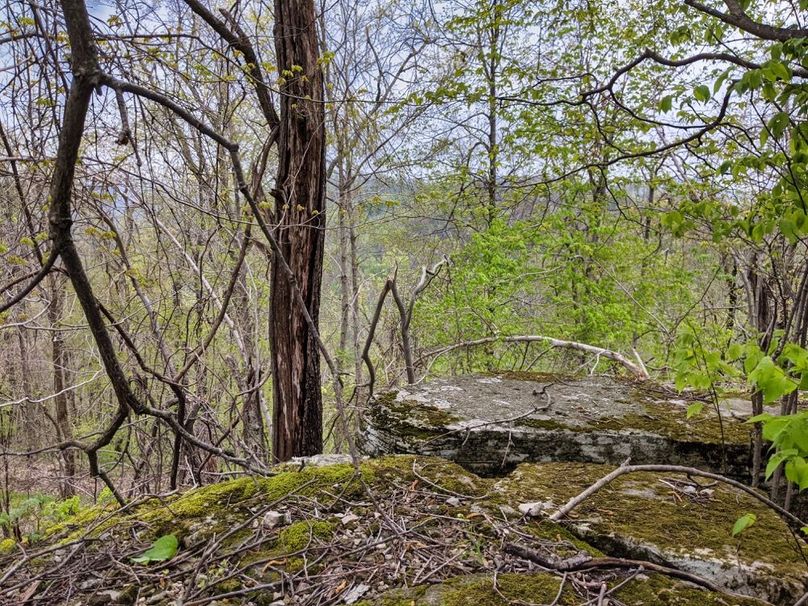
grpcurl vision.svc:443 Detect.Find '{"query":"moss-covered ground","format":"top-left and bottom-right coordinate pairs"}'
top-left (358, 571), bottom-right (765, 606)
top-left (0, 455), bottom-right (797, 605)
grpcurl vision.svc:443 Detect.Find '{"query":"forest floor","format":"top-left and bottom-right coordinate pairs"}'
top-left (0, 455), bottom-right (792, 606)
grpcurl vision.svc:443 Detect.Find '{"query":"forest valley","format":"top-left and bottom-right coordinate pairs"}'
top-left (0, 0), bottom-right (807, 547)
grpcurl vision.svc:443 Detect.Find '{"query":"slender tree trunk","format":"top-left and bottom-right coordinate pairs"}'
top-left (15, 329), bottom-right (37, 449)
top-left (485, 0), bottom-right (500, 226)
top-left (270, 0), bottom-right (326, 461)
top-left (337, 160), bottom-right (354, 378)
top-left (234, 253), bottom-right (267, 460)
top-left (48, 274), bottom-right (76, 497)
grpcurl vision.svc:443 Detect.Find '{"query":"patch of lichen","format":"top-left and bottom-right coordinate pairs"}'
top-left (514, 417), bottom-right (567, 430)
top-left (590, 397), bottom-right (750, 445)
top-left (499, 382), bottom-right (751, 445)
top-left (497, 462), bottom-right (807, 573)
top-left (371, 391), bottom-right (461, 437)
top-left (494, 370), bottom-right (575, 383)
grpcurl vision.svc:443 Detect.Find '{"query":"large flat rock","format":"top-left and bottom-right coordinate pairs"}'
top-left (360, 374), bottom-right (754, 478)
top-left (495, 462), bottom-right (808, 604)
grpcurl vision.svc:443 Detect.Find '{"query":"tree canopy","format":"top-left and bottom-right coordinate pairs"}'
top-left (0, 0), bottom-right (807, 515)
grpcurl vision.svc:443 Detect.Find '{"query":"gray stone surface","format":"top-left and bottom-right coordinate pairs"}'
top-left (360, 374), bottom-right (753, 478)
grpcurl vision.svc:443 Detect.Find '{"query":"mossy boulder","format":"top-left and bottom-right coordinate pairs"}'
top-left (361, 374), bottom-right (753, 478)
top-left (0, 455), bottom-right (795, 605)
top-left (495, 461), bottom-right (808, 603)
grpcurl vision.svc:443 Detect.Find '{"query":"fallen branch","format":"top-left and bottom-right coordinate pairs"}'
top-left (423, 335), bottom-right (650, 380)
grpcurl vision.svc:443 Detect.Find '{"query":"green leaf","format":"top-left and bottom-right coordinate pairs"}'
top-left (131, 534), bottom-right (179, 564)
top-left (713, 70), bottom-right (729, 93)
top-left (731, 513), bottom-right (757, 537)
top-left (658, 95), bottom-right (673, 113)
top-left (765, 448), bottom-right (797, 479)
top-left (768, 112), bottom-right (790, 139)
top-left (748, 356), bottom-right (798, 403)
top-left (694, 85), bottom-right (711, 103)
top-left (784, 457), bottom-right (808, 490)
top-left (686, 402), bottom-right (704, 419)
top-left (766, 60), bottom-right (790, 81)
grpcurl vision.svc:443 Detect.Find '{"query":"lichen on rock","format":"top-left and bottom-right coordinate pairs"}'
top-left (361, 374), bottom-right (754, 478)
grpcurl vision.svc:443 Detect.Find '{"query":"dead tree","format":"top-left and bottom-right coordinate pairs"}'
top-left (269, 0), bottom-right (328, 460)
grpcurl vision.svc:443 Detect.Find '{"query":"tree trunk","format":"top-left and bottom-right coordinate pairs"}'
top-left (48, 274), bottom-right (76, 498)
top-left (270, 0), bottom-right (326, 461)
top-left (485, 1), bottom-right (499, 226)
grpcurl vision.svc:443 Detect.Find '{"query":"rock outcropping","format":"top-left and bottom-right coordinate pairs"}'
top-left (361, 374), bottom-right (753, 478)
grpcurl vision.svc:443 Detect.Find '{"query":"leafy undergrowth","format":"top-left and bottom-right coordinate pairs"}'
top-left (0, 456), bottom-right (781, 605)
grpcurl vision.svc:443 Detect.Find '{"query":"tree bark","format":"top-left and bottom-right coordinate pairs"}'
top-left (270, 0), bottom-right (326, 461)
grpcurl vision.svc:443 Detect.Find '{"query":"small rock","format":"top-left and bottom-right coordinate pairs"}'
top-left (446, 497), bottom-right (461, 507)
top-left (79, 578), bottom-right (101, 590)
top-left (88, 591), bottom-right (121, 605)
top-left (340, 512), bottom-right (360, 526)
top-left (262, 511), bottom-right (285, 529)
top-left (290, 453), bottom-right (358, 467)
top-left (518, 501), bottom-right (553, 517)
top-left (498, 504), bottom-right (520, 518)
top-left (342, 583), bottom-right (371, 604)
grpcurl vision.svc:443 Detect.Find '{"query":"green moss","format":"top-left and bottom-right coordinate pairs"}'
top-left (614, 572), bottom-right (765, 605)
top-left (363, 572), bottom-right (767, 606)
top-left (523, 519), bottom-right (603, 557)
top-left (213, 578), bottom-right (241, 593)
top-left (51, 463), bottom-right (367, 543)
top-left (0, 538), bottom-right (15, 554)
top-left (441, 573), bottom-right (572, 606)
top-left (363, 573), bottom-right (570, 606)
top-left (365, 456), bottom-right (490, 498)
top-left (497, 462), bottom-right (807, 573)
top-left (277, 520), bottom-right (334, 552)
top-left (43, 504), bottom-right (114, 539)
top-left (372, 391), bottom-right (461, 437)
